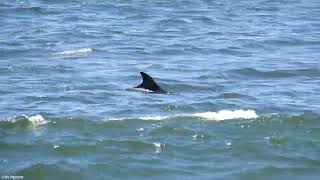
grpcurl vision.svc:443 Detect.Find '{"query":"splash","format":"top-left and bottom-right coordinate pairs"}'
top-left (27, 115), bottom-right (49, 126)
top-left (153, 142), bottom-right (165, 153)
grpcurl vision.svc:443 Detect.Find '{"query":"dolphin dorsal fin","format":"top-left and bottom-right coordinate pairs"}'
top-left (135, 72), bottom-right (166, 93)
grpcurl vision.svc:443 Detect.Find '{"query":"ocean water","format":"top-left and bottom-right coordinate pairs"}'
top-left (1, 0), bottom-right (320, 179)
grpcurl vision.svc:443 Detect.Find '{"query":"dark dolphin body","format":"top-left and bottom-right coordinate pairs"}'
top-left (134, 72), bottom-right (167, 93)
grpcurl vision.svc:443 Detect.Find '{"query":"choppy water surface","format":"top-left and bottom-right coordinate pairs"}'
top-left (1, 0), bottom-right (319, 179)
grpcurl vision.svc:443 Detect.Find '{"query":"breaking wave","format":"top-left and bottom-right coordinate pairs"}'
top-left (107, 109), bottom-right (258, 121)
top-left (27, 114), bottom-right (49, 126)
top-left (0, 114), bottom-right (49, 127)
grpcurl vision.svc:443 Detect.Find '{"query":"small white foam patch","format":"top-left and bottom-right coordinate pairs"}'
top-left (153, 142), bottom-right (165, 153)
top-left (192, 109), bottom-right (258, 121)
top-left (106, 109), bottom-right (258, 121)
top-left (53, 48), bottom-right (92, 56)
top-left (28, 115), bottom-right (49, 126)
top-left (140, 115), bottom-right (170, 120)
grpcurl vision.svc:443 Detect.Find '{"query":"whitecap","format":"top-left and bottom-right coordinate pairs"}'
top-left (192, 109), bottom-right (258, 121)
top-left (153, 142), bottom-right (165, 153)
top-left (141, 109), bottom-right (258, 121)
top-left (140, 115), bottom-right (170, 121)
top-left (28, 115), bottom-right (49, 126)
top-left (104, 109), bottom-right (258, 121)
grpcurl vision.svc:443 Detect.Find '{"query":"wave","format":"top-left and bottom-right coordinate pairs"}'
top-left (0, 114), bottom-right (49, 127)
top-left (0, 110), bottom-right (257, 128)
top-left (52, 48), bottom-right (93, 57)
top-left (1, 111), bottom-right (319, 131)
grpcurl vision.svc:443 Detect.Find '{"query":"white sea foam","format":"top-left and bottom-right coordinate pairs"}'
top-left (140, 115), bottom-right (170, 120)
top-left (192, 109), bottom-right (258, 121)
top-left (106, 109), bottom-right (258, 121)
top-left (142, 109), bottom-right (257, 121)
top-left (53, 48), bottom-right (92, 56)
top-left (28, 115), bottom-right (49, 126)
top-left (153, 142), bottom-right (165, 153)
top-left (153, 142), bottom-right (162, 148)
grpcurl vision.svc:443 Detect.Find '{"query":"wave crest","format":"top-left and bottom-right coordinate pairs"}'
top-left (109, 109), bottom-right (258, 121)
top-left (193, 109), bottom-right (258, 120)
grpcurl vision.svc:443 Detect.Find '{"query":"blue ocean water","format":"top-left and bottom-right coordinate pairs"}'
top-left (0, 0), bottom-right (320, 179)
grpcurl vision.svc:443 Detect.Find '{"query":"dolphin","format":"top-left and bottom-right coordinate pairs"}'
top-left (133, 72), bottom-right (167, 93)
